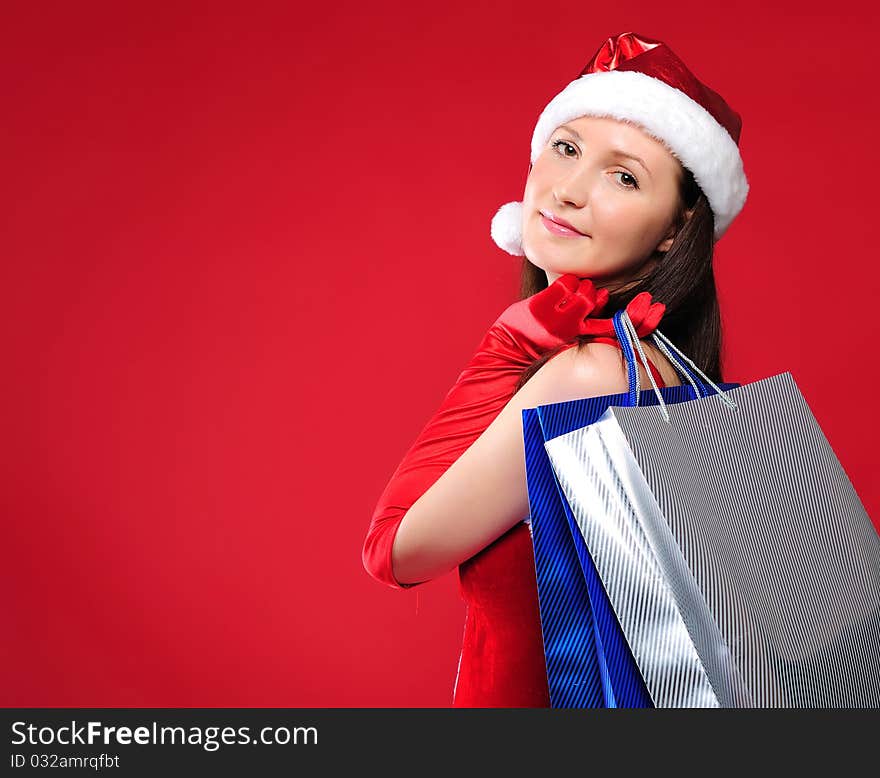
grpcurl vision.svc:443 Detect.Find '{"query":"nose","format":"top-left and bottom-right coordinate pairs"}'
top-left (552, 166), bottom-right (592, 209)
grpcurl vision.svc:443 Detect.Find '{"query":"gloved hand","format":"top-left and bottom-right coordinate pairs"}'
top-left (523, 274), bottom-right (666, 342)
top-left (362, 273), bottom-right (611, 589)
top-left (579, 290), bottom-right (666, 338)
top-left (522, 272), bottom-right (610, 346)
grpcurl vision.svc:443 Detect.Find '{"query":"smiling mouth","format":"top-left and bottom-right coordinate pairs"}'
top-left (539, 211), bottom-right (590, 238)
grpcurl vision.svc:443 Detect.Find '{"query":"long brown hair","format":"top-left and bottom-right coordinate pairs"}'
top-left (514, 165), bottom-right (723, 392)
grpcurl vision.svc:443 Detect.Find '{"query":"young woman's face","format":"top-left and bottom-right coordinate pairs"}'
top-left (521, 115), bottom-right (684, 289)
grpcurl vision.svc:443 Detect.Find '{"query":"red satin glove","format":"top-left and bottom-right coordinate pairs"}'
top-left (579, 290), bottom-right (666, 338)
top-left (362, 274), bottom-right (609, 589)
top-left (529, 274), bottom-right (666, 338)
top-left (525, 273), bottom-right (609, 343)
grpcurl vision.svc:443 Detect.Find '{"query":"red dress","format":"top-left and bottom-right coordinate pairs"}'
top-left (452, 337), bottom-right (668, 707)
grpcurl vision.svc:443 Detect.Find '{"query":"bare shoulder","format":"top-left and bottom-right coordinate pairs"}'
top-left (507, 342), bottom-right (631, 412)
top-left (510, 339), bottom-right (681, 413)
top-left (575, 339), bottom-right (682, 389)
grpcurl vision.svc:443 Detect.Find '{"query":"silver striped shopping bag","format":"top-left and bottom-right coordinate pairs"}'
top-left (540, 310), bottom-right (880, 707)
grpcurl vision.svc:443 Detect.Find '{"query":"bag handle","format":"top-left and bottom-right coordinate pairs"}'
top-left (612, 310), bottom-right (738, 424)
top-left (611, 310), bottom-right (709, 405)
top-left (613, 312), bottom-right (709, 401)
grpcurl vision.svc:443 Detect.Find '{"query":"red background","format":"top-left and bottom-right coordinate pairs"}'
top-left (3, 1), bottom-right (879, 707)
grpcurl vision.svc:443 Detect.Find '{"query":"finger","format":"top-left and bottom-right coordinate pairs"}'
top-left (625, 292), bottom-right (651, 326)
top-left (574, 278), bottom-right (608, 315)
top-left (565, 296), bottom-right (591, 319)
top-left (578, 316), bottom-right (614, 336)
top-left (555, 273), bottom-right (580, 293)
top-left (635, 302), bottom-right (665, 336)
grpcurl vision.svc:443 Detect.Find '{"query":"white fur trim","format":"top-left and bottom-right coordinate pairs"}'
top-left (490, 201), bottom-right (525, 256)
top-left (529, 70), bottom-right (748, 239)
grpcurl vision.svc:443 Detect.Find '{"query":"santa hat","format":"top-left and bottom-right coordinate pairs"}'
top-left (490, 32), bottom-right (749, 255)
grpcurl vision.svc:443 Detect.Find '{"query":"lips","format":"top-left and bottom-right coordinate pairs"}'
top-left (539, 210), bottom-right (589, 237)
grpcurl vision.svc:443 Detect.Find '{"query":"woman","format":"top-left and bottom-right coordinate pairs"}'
top-left (362, 32), bottom-right (748, 707)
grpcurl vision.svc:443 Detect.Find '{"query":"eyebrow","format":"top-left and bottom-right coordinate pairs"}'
top-left (557, 123), bottom-right (652, 178)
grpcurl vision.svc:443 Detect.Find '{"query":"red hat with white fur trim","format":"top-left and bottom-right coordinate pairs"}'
top-left (490, 32), bottom-right (749, 255)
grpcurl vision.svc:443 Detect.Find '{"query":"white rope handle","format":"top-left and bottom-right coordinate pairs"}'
top-left (618, 312), bottom-right (739, 425)
top-left (620, 311), bottom-right (670, 424)
top-left (651, 333), bottom-right (704, 400)
top-left (650, 330), bottom-right (738, 412)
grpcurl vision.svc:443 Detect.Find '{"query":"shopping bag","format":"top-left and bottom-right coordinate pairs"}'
top-left (524, 315), bottom-right (739, 708)
top-left (530, 311), bottom-right (880, 707)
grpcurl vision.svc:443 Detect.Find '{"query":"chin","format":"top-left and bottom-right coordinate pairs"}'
top-left (523, 241), bottom-right (564, 276)
top-left (529, 253), bottom-right (587, 279)
top-left (522, 243), bottom-right (547, 274)
top-left (525, 237), bottom-right (593, 276)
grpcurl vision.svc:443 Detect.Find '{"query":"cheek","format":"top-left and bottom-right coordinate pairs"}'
top-left (523, 158), bottom-right (558, 198)
top-left (602, 201), bottom-right (665, 239)
top-left (591, 199), bottom-right (632, 235)
top-left (522, 172), bottom-right (545, 204)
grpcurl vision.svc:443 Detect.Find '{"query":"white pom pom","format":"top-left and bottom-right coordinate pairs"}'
top-left (490, 201), bottom-right (525, 256)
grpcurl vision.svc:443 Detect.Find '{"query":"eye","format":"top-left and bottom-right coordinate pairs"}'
top-left (550, 139), bottom-right (577, 158)
top-left (613, 171), bottom-right (640, 190)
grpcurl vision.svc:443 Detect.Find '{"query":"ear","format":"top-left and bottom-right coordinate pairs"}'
top-left (656, 206), bottom-right (695, 253)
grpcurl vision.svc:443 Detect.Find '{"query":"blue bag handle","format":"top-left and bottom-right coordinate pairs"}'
top-left (611, 310), bottom-right (739, 423)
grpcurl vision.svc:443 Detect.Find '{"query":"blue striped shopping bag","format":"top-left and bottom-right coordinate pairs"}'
top-left (523, 310), bottom-right (739, 708)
